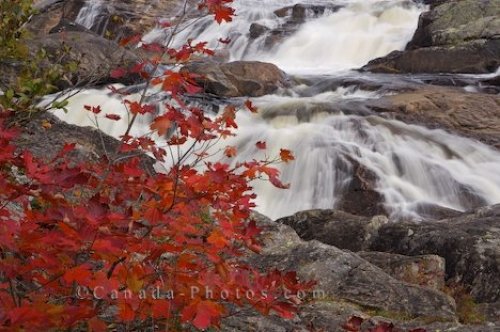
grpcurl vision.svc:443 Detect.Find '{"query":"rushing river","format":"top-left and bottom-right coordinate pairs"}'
top-left (54, 0), bottom-right (500, 220)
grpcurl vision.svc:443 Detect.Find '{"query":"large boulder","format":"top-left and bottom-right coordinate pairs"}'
top-left (363, 0), bottom-right (500, 74)
top-left (182, 61), bottom-right (289, 97)
top-left (1, 31), bottom-right (140, 91)
top-left (408, 0), bottom-right (500, 48)
top-left (363, 39), bottom-right (500, 74)
top-left (14, 112), bottom-right (155, 173)
top-left (33, 31), bottom-right (140, 88)
top-left (276, 209), bottom-right (388, 252)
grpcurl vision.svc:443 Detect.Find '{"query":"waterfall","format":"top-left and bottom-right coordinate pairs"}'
top-left (144, 0), bottom-right (425, 73)
top-left (75, 0), bottom-right (106, 31)
top-left (53, 0), bottom-right (500, 220)
top-left (222, 90), bottom-right (500, 219)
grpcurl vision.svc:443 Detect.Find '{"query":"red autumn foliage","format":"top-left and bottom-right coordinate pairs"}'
top-left (0, 0), bottom-right (308, 330)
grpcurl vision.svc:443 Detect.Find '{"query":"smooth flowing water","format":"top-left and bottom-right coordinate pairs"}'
top-left (75, 0), bottom-right (106, 31)
top-left (56, 0), bottom-right (500, 220)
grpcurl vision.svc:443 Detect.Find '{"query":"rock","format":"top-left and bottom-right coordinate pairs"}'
top-left (249, 23), bottom-right (269, 39)
top-left (49, 19), bottom-right (90, 34)
top-left (363, 40), bottom-right (500, 74)
top-left (30, 31), bottom-right (140, 88)
top-left (277, 210), bottom-right (388, 252)
top-left (239, 213), bottom-right (457, 330)
top-left (291, 4), bottom-right (307, 22)
top-left (1, 30), bottom-right (140, 92)
top-left (363, 0), bottom-right (500, 74)
top-left (28, 0), bottom-right (86, 36)
top-left (371, 204), bottom-right (500, 303)
top-left (181, 61), bottom-right (288, 97)
top-left (336, 156), bottom-right (388, 217)
top-left (477, 301), bottom-right (500, 324)
top-left (277, 205), bottom-right (500, 303)
top-left (273, 3), bottom-right (341, 20)
top-left (358, 252), bottom-right (446, 291)
top-left (413, 203), bottom-right (463, 220)
top-left (14, 112), bottom-right (155, 172)
top-left (364, 85), bottom-right (500, 149)
top-left (408, 0), bottom-right (500, 48)
top-left (483, 74), bottom-right (500, 87)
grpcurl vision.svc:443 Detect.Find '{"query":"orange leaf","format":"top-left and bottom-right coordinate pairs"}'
top-left (207, 230), bottom-right (228, 248)
top-left (150, 115), bottom-right (171, 136)
top-left (88, 317), bottom-right (107, 332)
top-left (280, 149), bottom-right (295, 163)
top-left (224, 146), bottom-right (237, 158)
top-left (63, 265), bottom-right (92, 284)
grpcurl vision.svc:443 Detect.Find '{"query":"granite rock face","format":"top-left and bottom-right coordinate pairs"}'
top-left (224, 213), bottom-right (457, 331)
top-left (277, 205), bottom-right (500, 304)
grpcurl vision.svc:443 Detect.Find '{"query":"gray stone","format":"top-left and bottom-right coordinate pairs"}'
top-left (363, 39), bottom-right (500, 74)
top-left (358, 251), bottom-right (446, 291)
top-left (371, 205), bottom-right (500, 303)
top-left (276, 209), bottom-right (388, 252)
top-left (409, 0), bottom-right (500, 48)
top-left (248, 213), bottom-right (456, 322)
top-left (249, 23), bottom-right (269, 39)
top-left (276, 205), bottom-right (500, 303)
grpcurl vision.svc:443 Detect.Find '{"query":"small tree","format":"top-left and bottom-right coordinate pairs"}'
top-left (0, 0), bottom-right (313, 330)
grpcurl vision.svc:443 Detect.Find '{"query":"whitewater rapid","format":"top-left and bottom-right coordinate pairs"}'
top-left (55, 0), bottom-right (500, 220)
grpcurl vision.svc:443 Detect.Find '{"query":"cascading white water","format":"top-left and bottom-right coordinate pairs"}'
top-left (223, 91), bottom-right (500, 219)
top-left (56, 0), bottom-right (500, 220)
top-left (264, 2), bottom-right (424, 73)
top-left (145, 0), bottom-right (424, 73)
top-left (75, 0), bottom-right (106, 30)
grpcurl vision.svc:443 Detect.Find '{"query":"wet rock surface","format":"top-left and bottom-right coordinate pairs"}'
top-left (363, 85), bottom-right (500, 150)
top-left (182, 61), bottom-right (289, 97)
